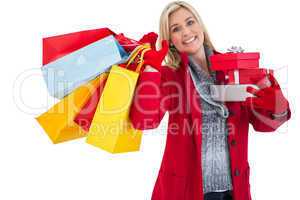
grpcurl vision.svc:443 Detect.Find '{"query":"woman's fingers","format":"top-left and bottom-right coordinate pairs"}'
top-left (159, 40), bottom-right (169, 56)
top-left (248, 76), bottom-right (271, 89)
top-left (267, 73), bottom-right (280, 88)
top-left (139, 32), bottom-right (158, 50)
top-left (246, 86), bottom-right (260, 96)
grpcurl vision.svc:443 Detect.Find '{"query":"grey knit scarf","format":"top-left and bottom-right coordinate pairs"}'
top-left (188, 46), bottom-right (233, 194)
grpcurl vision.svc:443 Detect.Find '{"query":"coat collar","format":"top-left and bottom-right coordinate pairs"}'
top-left (177, 46), bottom-right (220, 72)
top-left (179, 52), bottom-right (189, 71)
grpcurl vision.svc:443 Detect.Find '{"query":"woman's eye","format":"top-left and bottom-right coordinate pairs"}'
top-left (172, 27), bottom-right (180, 32)
top-left (187, 20), bottom-right (194, 26)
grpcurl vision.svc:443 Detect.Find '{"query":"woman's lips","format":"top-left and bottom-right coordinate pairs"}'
top-left (183, 36), bottom-right (197, 45)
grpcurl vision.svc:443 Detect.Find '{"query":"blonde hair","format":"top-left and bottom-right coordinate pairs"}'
top-left (159, 1), bottom-right (216, 69)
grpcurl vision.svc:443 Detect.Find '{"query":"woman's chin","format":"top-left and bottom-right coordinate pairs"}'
top-left (183, 47), bottom-right (201, 55)
top-left (184, 43), bottom-right (204, 54)
top-left (180, 43), bottom-right (200, 53)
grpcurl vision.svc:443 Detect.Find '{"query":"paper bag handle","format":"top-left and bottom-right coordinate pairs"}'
top-left (125, 44), bottom-right (151, 73)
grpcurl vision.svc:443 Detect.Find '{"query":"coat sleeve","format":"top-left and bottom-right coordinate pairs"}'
top-left (129, 68), bottom-right (171, 130)
top-left (248, 99), bottom-right (291, 132)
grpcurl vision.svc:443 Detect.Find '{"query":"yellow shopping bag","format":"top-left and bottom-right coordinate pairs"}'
top-left (86, 45), bottom-right (150, 153)
top-left (36, 74), bottom-right (108, 143)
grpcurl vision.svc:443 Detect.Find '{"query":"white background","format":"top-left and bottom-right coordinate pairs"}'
top-left (1, 0), bottom-right (300, 199)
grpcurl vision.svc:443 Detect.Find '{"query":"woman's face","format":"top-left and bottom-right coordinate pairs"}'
top-left (169, 8), bottom-right (204, 54)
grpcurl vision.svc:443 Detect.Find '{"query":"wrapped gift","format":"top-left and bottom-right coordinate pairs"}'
top-left (226, 68), bottom-right (273, 84)
top-left (210, 84), bottom-right (259, 102)
top-left (210, 52), bottom-right (260, 71)
top-left (210, 50), bottom-right (272, 85)
top-left (211, 68), bottom-right (273, 102)
top-left (210, 49), bottom-right (273, 102)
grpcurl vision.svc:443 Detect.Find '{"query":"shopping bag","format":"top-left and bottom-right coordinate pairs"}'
top-left (36, 75), bottom-right (105, 143)
top-left (115, 33), bottom-right (139, 52)
top-left (115, 32), bottom-right (158, 53)
top-left (43, 28), bottom-right (115, 65)
top-left (86, 44), bottom-right (151, 153)
top-left (73, 73), bottom-right (108, 132)
top-left (42, 35), bottom-right (128, 99)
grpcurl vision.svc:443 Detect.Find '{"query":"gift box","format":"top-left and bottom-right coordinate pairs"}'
top-left (210, 84), bottom-right (259, 102)
top-left (225, 68), bottom-right (273, 84)
top-left (209, 52), bottom-right (260, 71)
top-left (211, 68), bottom-right (273, 102)
top-left (210, 51), bottom-right (273, 102)
top-left (210, 51), bottom-right (272, 85)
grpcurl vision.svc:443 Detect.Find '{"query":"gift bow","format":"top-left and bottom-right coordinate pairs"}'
top-left (227, 46), bottom-right (245, 53)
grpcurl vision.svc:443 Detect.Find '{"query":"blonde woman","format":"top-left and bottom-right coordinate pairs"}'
top-left (130, 1), bottom-right (291, 200)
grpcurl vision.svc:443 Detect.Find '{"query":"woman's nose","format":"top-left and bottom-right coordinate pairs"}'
top-left (182, 26), bottom-right (192, 37)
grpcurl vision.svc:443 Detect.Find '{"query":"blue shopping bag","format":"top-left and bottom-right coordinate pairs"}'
top-left (42, 35), bottom-right (128, 99)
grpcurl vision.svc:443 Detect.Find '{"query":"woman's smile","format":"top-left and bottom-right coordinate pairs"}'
top-left (182, 36), bottom-right (198, 45)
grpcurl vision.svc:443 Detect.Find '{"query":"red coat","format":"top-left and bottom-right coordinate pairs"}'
top-left (129, 52), bottom-right (291, 200)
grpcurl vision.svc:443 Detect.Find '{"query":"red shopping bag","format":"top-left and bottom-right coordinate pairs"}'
top-left (115, 33), bottom-right (139, 52)
top-left (43, 28), bottom-right (115, 65)
top-left (115, 32), bottom-right (158, 53)
top-left (73, 73), bottom-right (108, 131)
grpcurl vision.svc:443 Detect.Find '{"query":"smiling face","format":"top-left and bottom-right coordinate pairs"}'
top-left (169, 7), bottom-right (204, 54)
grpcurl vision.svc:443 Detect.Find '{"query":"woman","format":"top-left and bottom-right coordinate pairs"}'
top-left (130, 1), bottom-right (291, 200)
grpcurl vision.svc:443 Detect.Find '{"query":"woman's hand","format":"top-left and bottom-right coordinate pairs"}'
top-left (138, 32), bottom-right (158, 50)
top-left (246, 73), bottom-right (289, 116)
top-left (143, 40), bottom-right (169, 72)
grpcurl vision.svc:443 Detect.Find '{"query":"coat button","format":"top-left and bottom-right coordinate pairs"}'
top-left (231, 139), bottom-right (237, 146)
top-left (234, 169), bottom-right (240, 176)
